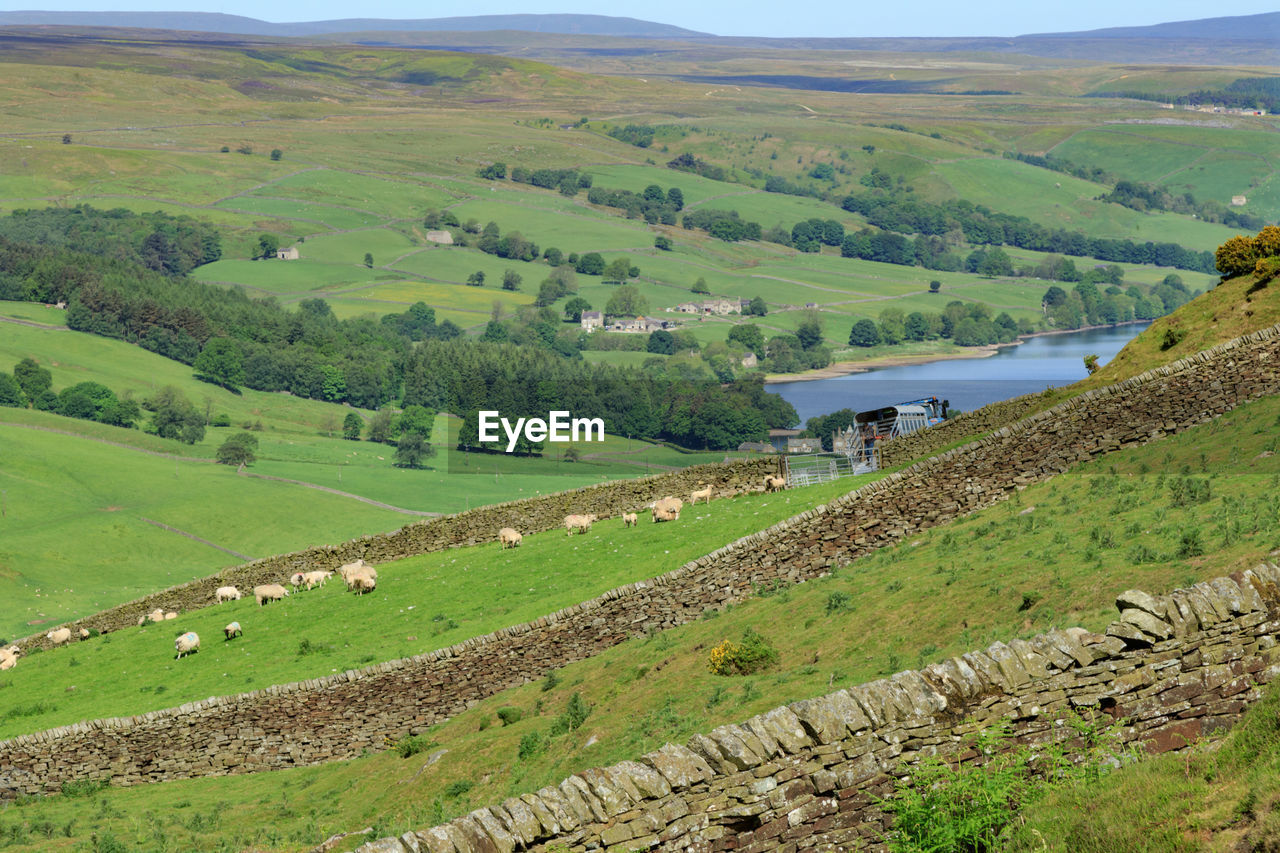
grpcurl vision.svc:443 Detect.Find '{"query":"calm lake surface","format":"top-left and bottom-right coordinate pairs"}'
top-left (770, 323), bottom-right (1151, 424)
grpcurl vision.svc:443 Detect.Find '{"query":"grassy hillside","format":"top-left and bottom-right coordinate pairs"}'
top-left (2, 391), bottom-right (1277, 850)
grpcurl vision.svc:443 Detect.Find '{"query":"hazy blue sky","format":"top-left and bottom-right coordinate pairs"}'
top-left (18, 1), bottom-right (1278, 37)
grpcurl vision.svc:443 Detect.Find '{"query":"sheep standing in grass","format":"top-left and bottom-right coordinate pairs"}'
top-left (77, 628), bottom-right (89, 640)
top-left (174, 632), bottom-right (200, 659)
top-left (622, 512), bottom-right (638, 528)
top-left (764, 475), bottom-right (786, 493)
top-left (564, 513), bottom-right (598, 535)
top-left (0, 646), bottom-right (19, 670)
top-left (290, 572), bottom-right (306, 590)
top-left (301, 570), bottom-right (332, 590)
top-left (223, 622), bottom-right (242, 641)
top-left (216, 586), bottom-right (242, 603)
top-left (337, 559), bottom-right (371, 586)
top-left (345, 565), bottom-right (378, 592)
top-left (253, 584), bottom-right (290, 606)
top-left (690, 484), bottom-right (713, 505)
top-left (47, 628), bottom-right (71, 645)
top-left (498, 527), bottom-right (523, 549)
top-left (354, 575), bottom-right (377, 595)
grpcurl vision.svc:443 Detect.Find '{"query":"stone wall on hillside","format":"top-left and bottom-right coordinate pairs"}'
top-left (877, 389), bottom-right (1047, 469)
top-left (16, 457), bottom-right (781, 651)
top-left (1, 323), bottom-right (1278, 799)
top-left (354, 565), bottom-right (1280, 853)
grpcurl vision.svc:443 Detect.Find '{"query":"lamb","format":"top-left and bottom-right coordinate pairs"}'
top-left (78, 628), bottom-right (90, 640)
top-left (622, 512), bottom-right (638, 528)
top-left (253, 584), bottom-right (290, 606)
top-left (354, 574), bottom-right (377, 595)
top-left (174, 632), bottom-right (200, 659)
top-left (223, 622), bottom-right (242, 641)
top-left (300, 570), bottom-right (333, 590)
top-left (649, 496), bottom-right (683, 523)
top-left (46, 627), bottom-right (71, 645)
top-left (764, 475), bottom-right (787, 493)
top-left (163, 612), bottom-right (178, 621)
top-left (290, 572), bottom-right (306, 590)
top-left (564, 513), bottom-right (598, 535)
top-left (216, 586), bottom-right (242, 603)
top-left (498, 527), bottom-right (523, 549)
top-left (690, 484), bottom-right (713, 505)
top-left (145, 608), bottom-right (166, 624)
top-left (0, 645), bottom-right (19, 670)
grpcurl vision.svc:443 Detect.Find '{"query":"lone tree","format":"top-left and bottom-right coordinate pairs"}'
top-left (929, 280), bottom-right (942, 293)
top-left (363, 253), bottom-right (374, 268)
top-left (502, 270), bottom-right (522, 291)
top-left (270, 149), bottom-right (283, 161)
top-left (342, 412), bottom-right (363, 440)
top-left (256, 234), bottom-right (279, 259)
top-left (849, 318), bottom-right (881, 347)
top-left (216, 432), bottom-right (258, 467)
top-left (466, 270), bottom-right (486, 287)
top-left (62, 134), bottom-right (72, 145)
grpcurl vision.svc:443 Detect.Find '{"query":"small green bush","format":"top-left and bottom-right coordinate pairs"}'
top-left (825, 591), bottom-right (853, 615)
top-left (443, 780), bottom-right (474, 798)
top-left (496, 706), bottom-right (523, 726)
top-left (395, 734), bottom-right (436, 759)
top-left (518, 731), bottom-right (545, 760)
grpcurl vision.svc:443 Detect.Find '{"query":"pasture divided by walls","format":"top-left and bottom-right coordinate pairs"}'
top-left (1, 324), bottom-right (1278, 798)
top-left (16, 457), bottom-right (781, 650)
top-left (355, 565), bottom-right (1280, 853)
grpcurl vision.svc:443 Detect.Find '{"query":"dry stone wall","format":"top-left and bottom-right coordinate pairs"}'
top-left (877, 389), bottom-right (1046, 469)
top-left (16, 457), bottom-right (781, 651)
top-left (2, 324), bottom-right (1279, 799)
top-left (355, 564), bottom-right (1280, 853)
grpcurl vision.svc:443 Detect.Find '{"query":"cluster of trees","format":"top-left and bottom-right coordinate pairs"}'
top-left (1004, 152), bottom-right (1112, 184)
top-left (839, 192), bottom-right (1216, 274)
top-left (476, 221), bottom-right (540, 262)
top-left (339, 405), bottom-right (437, 467)
top-left (667, 153), bottom-right (728, 182)
top-left (510, 167), bottom-right (592, 195)
top-left (1099, 180), bottom-right (1264, 230)
top-left (851, 303), bottom-right (1023, 349)
top-left (1089, 77), bottom-right (1280, 115)
top-left (606, 124), bottom-right (655, 148)
top-left (586, 184), bottom-right (684, 224)
top-left (1215, 225), bottom-right (1280, 277)
top-left (682, 208), bottom-right (762, 242)
top-left (0, 205), bottom-right (221, 276)
top-left (399, 340), bottom-right (796, 450)
top-left (0, 357), bottom-right (225, 442)
top-left (763, 175), bottom-right (825, 198)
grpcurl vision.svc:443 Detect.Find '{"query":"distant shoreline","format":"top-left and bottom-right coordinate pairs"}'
top-left (763, 320), bottom-right (1149, 385)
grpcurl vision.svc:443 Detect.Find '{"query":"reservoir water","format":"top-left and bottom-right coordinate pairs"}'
top-left (770, 323), bottom-right (1150, 424)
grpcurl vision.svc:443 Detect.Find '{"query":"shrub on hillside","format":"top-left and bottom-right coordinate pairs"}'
top-left (707, 628), bottom-right (778, 675)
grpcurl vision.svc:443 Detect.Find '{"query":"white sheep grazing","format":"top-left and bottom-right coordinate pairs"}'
top-left (498, 527), bottom-right (523, 549)
top-left (345, 566), bottom-right (378, 592)
top-left (253, 584), bottom-right (290, 606)
top-left (564, 513), bottom-right (598, 535)
top-left (337, 558), bottom-right (369, 579)
top-left (215, 585), bottom-right (242, 603)
top-left (650, 496), bottom-right (683, 523)
top-left (0, 646), bottom-right (19, 670)
top-left (690, 484), bottom-right (713, 505)
top-left (163, 612), bottom-right (178, 621)
top-left (77, 628), bottom-right (90, 640)
top-left (46, 627), bottom-right (71, 645)
top-left (223, 622), bottom-right (242, 641)
top-left (290, 572), bottom-right (306, 590)
top-left (174, 632), bottom-right (200, 659)
top-left (301, 570), bottom-right (332, 590)
top-left (764, 475), bottom-right (787, 493)
top-left (622, 512), bottom-right (638, 528)
top-left (354, 574), bottom-right (377, 595)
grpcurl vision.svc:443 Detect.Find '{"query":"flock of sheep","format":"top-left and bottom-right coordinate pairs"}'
top-left (166, 560), bottom-right (379, 660)
top-left (5, 474), bottom-right (786, 668)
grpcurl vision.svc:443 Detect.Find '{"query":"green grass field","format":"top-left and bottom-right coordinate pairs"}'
top-left (3, 392), bottom-right (1277, 851)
